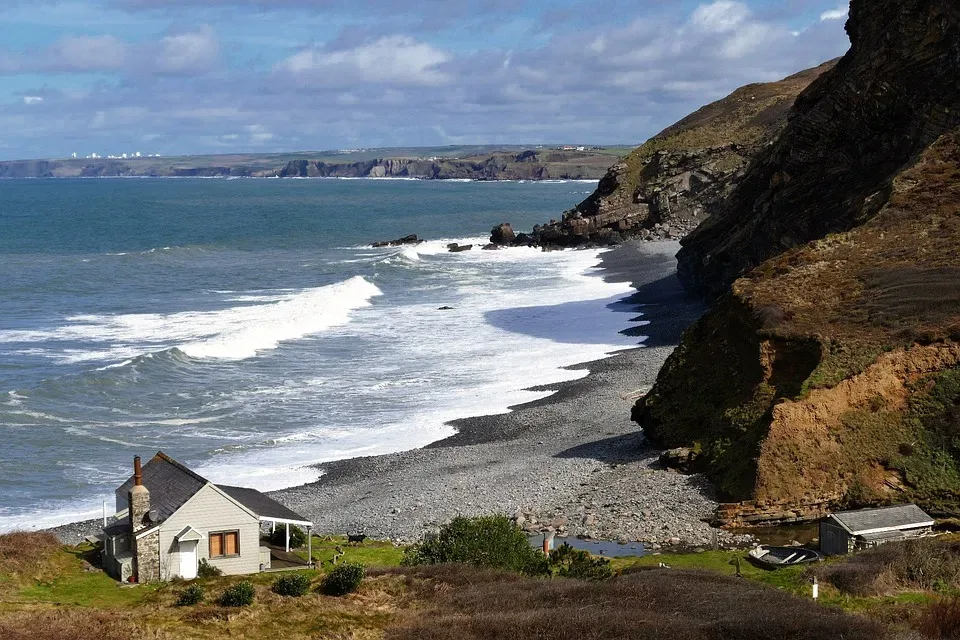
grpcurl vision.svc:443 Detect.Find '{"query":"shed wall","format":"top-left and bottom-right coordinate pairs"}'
top-left (819, 521), bottom-right (852, 556)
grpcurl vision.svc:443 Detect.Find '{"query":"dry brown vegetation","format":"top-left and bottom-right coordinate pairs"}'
top-left (0, 608), bottom-right (164, 640)
top-left (0, 531), bottom-right (61, 588)
top-left (815, 539), bottom-right (960, 597)
top-left (379, 565), bottom-right (889, 640)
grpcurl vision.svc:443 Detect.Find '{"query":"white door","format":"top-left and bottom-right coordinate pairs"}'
top-left (179, 540), bottom-right (198, 579)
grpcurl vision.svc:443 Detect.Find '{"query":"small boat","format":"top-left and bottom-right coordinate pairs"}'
top-left (747, 545), bottom-right (821, 568)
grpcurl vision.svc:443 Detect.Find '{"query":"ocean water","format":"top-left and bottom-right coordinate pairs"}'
top-left (0, 178), bottom-right (643, 531)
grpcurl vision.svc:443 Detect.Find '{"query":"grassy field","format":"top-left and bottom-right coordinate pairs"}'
top-left (2, 531), bottom-right (956, 638)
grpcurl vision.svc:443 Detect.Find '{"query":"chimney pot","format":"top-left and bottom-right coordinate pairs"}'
top-left (134, 456), bottom-right (142, 486)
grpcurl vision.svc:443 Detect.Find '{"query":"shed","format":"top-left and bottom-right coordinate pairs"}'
top-left (819, 504), bottom-right (935, 555)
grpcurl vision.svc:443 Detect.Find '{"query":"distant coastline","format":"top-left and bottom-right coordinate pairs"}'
top-left (0, 145), bottom-right (630, 181)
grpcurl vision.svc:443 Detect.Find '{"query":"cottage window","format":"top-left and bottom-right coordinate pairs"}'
top-left (209, 531), bottom-right (240, 558)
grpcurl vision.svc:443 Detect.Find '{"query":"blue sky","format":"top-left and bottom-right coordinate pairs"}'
top-left (0, 0), bottom-right (852, 160)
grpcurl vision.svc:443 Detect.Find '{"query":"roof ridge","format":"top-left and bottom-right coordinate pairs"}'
top-left (153, 451), bottom-right (210, 485)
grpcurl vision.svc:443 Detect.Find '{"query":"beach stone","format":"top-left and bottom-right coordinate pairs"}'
top-left (490, 223), bottom-right (516, 245)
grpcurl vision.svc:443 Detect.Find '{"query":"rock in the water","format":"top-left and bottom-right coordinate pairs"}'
top-left (437, 306), bottom-right (454, 311)
top-left (372, 234), bottom-right (422, 248)
top-left (490, 223), bottom-right (516, 245)
top-left (447, 243), bottom-right (473, 252)
top-left (481, 243), bottom-right (502, 251)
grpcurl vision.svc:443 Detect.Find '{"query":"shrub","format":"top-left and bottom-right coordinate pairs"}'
top-left (197, 558), bottom-right (223, 578)
top-left (402, 515), bottom-right (548, 576)
top-left (919, 597), bottom-right (960, 639)
top-left (218, 580), bottom-right (255, 607)
top-left (272, 573), bottom-right (311, 597)
top-left (175, 584), bottom-right (205, 606)
top-left (548, 543), bottom-right (613, 581)
top-left (321, 562), bottom-right (365, 596)
top-left (815, 538), bottom-right (960, 596)
top-left (269, 524), bottom-right (307, 549)
top-left (0, 531), bottom-right (60, 576)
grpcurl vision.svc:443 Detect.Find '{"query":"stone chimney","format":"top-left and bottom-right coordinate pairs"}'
top-left (128, 455), bottom-right (150, 533)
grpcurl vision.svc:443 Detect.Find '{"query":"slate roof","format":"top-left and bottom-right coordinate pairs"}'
top-left (219, 485), bottom-right (311, 524)
top-left (830, 504), bottom-right (934, 535)
top-left (115, 451), bottom-right (208, 522)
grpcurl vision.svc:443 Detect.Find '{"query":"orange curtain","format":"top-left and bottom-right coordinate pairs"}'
top-left (225, 532), bottom-right (238, 556)
top-left (210, 533), bottom-right (223, 557)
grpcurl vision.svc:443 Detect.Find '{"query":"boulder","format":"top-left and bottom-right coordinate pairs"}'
top-left (372, 234), bottom-right (421, 248)
top-left (658, 447), bottom-right (698, 473)
top-left (490, 223), bottom-right (516, 245)
top-left (447, 243), bottom-right (473, 253)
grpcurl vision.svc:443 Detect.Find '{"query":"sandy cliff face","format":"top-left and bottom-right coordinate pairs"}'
top-left (635, 0), bottom-right (960, 524)
top-left (529, 63), bottom-right (835, 248)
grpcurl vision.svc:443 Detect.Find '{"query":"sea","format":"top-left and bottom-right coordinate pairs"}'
top-left (0, 177), bottom-right (643, 532)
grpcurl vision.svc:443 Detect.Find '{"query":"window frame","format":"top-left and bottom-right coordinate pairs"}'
top-left (208, 530), bottom-right (241, 558)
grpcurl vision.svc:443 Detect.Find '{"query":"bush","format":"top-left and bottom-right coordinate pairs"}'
top-left (218, 580), bottom-right (255, 607)
top-left (272, 573), bottom-right (311, 597)
top-left (816, 539), bottom-right (960, 596)
top-left (175, 584), bottom-right (205, 606)
top-left (548, 543), bottom-right (613, 581)
top-left (269, 524), bottom-right (307, 549)
top-left (402, 515), bottom-right (548, 576)
top-left (321, 562), bottom-right (365, 596)
top-left (919, 597), bottom-right (960, 639)
top-left (197, 558), bottom-right (223, 578)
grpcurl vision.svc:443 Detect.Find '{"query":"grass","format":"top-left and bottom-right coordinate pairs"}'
top-left (297, 535), bottom-right (406, 568)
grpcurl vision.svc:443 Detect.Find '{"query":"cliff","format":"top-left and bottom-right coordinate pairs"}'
top-left (278, 150), bottom-right (608, 180)
top-left (0, 148), bottom-right (617, 181)
top-left (635, 0), bottom-right (960, 525)
top-left (525, 62), bottom-right (835, 248)
top-left (677, 0), bottom-right (960, 299)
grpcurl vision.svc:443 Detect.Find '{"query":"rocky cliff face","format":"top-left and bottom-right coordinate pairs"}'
top-left (527, 63), bottom-right (835, 248)
top-left (278, 150), bottom-right (604, 181)
top-left (635, 0), bottom-right (960, 524)
top-left (677, 0), bottom-right (960, 299)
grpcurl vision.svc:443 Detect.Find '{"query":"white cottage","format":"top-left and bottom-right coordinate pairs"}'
top-left (102, 452), bottom-right (313, 582)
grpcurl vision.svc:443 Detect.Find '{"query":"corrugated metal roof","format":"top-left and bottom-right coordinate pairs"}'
top-left (219, 485), bottom-right (311, 524)
top-left (115, 451), bottom-right (207, 522)
top-left (830, 504), bottom-right (934, 535)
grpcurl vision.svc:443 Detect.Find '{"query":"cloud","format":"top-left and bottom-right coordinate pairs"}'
top-left (820, 5), bottom-right (848, 21)
top-left (23, 96), bottom-right (45, 105)
top-left (276, 36), bottom-right (450, 87)
top-left (153, 26), bottom-right (220, 74)
top-left (0, 1), bottom-right (852, 159)
top-left (690, 1), bottom-right (751, 33)
top-left (47, 35), bottom-right (128, 71)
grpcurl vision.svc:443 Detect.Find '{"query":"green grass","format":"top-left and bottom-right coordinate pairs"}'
top-left (14, 545), bottom-right (159, 607)
top-left (297, 536), bottom-right (406, 569)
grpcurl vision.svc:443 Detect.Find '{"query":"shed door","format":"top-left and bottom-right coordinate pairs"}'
top-left (179, 540), bottom-right (198, 579)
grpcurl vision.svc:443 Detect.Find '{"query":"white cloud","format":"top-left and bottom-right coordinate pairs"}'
top-left (48, 35), bottom-right (128, 71)
top-left (691, 1), bottom-right (750, 33)
top-left (277, 35), bottom-right (451, 86)
top-left (820, 6), bottom-right (848, 21)
top-left (154, 26), bottom-right (220, 74)
top-left (23, 96), bottom-right (44, 104)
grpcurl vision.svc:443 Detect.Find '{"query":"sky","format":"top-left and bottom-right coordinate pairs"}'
top-left (0, 0), bottom-right (852, 160)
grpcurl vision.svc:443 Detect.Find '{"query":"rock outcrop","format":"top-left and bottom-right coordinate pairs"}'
top-left (635, 0), bottom-right (960, 525)
top-left (515, 62), bottom-right (836, 248)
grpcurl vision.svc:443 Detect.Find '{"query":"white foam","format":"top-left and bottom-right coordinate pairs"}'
top-left (0, 276), bottom-right (383, 363)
